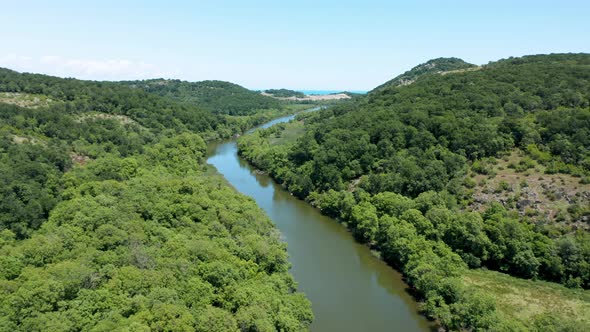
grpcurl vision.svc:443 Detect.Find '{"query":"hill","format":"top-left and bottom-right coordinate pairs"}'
top-left (238, 53), bottom-right (590, 330)
top-left (372, 57), bottom-right (477, 91)
top-left (0, 68), bottom-right (312, 330)
top-left (123, 79), bottom-right (281, 115)
top-left (0, 68), bottom-right (221, 133)
top-left (264, 88), bottom-right (306, 98)
top-left (0, 68), bottom-right (300, 139)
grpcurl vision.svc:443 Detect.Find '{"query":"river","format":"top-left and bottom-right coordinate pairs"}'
top-left (207, 111), bottom-right (431, 332)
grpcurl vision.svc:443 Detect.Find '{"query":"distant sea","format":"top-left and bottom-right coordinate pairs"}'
top-left (297, 90), bottom-right (368, 95)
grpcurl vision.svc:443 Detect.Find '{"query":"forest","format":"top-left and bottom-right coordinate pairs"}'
top-left (121, 79), bottom-right (282, 115)
top-left (2, 53), bottom-right (590, 331)
top-left (0, 70), bottom-right (313, 331)
top-left (0, 68), bottom-right (306, 139)
top-left (238, 53), bottom-right (590, 330)
top-left (263, 89), bottom-right (306, 99)
top-left (372, 57), bottom-right (477, 91)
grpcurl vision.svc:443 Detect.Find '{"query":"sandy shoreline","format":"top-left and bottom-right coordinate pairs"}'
top-left (261, 92), bottom-right (351, 101)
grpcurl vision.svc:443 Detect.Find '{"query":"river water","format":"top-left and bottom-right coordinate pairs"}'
top-left (207, 112), bottom-right (431, 332)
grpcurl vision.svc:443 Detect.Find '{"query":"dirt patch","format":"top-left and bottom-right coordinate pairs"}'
top-left (348, 177), bottom-right (362, 192)
top-left (70, 153), bottom-right (91, 166)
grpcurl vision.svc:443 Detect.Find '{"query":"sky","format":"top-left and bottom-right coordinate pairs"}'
top-left (1, 0), bottom-right (589, 91)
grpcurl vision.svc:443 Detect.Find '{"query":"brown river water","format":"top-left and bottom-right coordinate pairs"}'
top-left (207, 112), bottom-right (432, 332)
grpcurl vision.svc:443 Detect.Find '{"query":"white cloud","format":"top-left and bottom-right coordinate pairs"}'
top-left (0, 55), bottom-right (35, 68)
top-left (0, 54), bottom-right (177, 80)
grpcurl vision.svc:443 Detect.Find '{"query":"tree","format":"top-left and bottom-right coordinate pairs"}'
top-left (350, 201), bottom-right (379, 244)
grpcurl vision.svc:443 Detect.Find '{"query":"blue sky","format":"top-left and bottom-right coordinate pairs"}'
top-left (1, 0), bottom-right (588, 90)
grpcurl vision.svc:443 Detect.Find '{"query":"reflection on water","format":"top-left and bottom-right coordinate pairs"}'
top-left (207, 112), bottom-right (432, 332)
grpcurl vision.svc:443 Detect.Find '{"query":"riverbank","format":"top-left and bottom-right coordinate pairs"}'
top-left (199, 103), bottom-right (314, 141)
top-left (236, 116), bottom-right (590, 331)
top-left (207, 111), bottom-right (432, 332)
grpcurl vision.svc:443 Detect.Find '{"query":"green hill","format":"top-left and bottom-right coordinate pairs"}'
top-left (0, 68), bottom-right (297, 139)
top-left (372, 57), bottom-right (477, 91)
top-left (0, 68), bottom-right (312, 330)
top-left (263, 89), bottom-right (306, 98)
top-left (0, 68), bottom-right (224, 133)
top-left (238, 53), bottom-right (590, 330)
top-left (123, 79), bottom-right (281, 115)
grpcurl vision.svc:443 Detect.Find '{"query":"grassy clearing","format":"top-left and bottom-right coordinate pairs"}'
top-left (269, 120), bottom-right (306, 145)
top-left (76, 112), bottom-right (138, 125)
top-left (464, 268), bottom-right (590, 328)
top-left (0, 92), bottom-right (54, 108)
top-left (440, 66), bottom-right (482, 75)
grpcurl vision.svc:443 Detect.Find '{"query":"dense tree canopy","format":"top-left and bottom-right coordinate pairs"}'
top-left (122, 79), bottom-right (282, 115)
top-left (372, 57), bottom-right (477, 91)
top-left (0, 68), bottom-right (301, 140)
top-left (241, 54), bottom-right (590, 199)
top-left (0, 70), bottom-right (313, 331)
top-left (263, 89), bottom-right (306, 98)
top-left (238, 53), bottom-right (590, 330)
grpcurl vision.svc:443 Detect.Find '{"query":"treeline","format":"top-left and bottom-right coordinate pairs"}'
top-left (0, 68), bottom-right (292, 138)
top-left (0, 70), bottom-right (312, 330)
top-left (122, 79), bottom-right (282, 115)
top-left (238, 54), bottom-right (590, 329)
top-left (239, 54), bottom-right (590, 197)
top-left (372, 57), bottom-right (477, 91)
top-left (0, 133), bottom-right (312, 331)
top-left (264, 89), bottom-right (306, 98)
top-left (0, 102), bottom-right (154, 239)
top-left (240, 125), bottom-right (589, 330)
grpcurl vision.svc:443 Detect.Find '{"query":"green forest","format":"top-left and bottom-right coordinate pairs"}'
top-left (0, 69), bottom-right (313, 331)
top-left (121, 79), bottom-right (282, 116)
top-left (263, 89), bottom-right (306, 99)
top-left (238, 53), bottom-right (590, 330)
top-left (2, 53), bottom-right (590, 331)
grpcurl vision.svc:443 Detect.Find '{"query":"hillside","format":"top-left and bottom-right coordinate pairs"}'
top-left (263, 88), bottom-right (306, 98)
top-left (372, 57), bottom-right (477, 91)
top-left (122, 79), bottom-right (281, 115)
top-left (0, 68), bottom-right (302, 139)
top-left (238, 53), bottom-right (590, 330)
top-left (0, 69), bottom-right (312, 330)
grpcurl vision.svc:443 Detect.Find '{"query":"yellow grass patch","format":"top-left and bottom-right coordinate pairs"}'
top-left (464, 269), bottom-right (590, 328)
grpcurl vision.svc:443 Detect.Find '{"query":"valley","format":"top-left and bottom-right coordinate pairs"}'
top-left (0, 53), bottom-right (589, 332)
